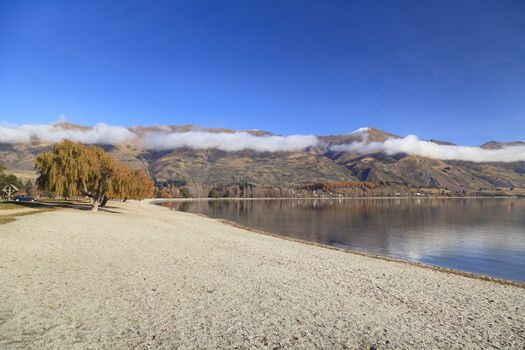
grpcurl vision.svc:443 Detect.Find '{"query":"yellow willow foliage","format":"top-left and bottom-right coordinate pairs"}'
top-left (35, 140), bottom-right (91, 198)
top-left (36, 140), bottom-right (154, 203)
top-left (128, 169), bottom-right (155, 199)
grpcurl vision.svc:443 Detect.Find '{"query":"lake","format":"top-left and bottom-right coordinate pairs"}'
top-left (158, 198), bottom-right (525, 282)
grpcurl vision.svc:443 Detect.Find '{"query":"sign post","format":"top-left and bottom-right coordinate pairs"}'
top-left (2, 184), bottom-right (19, 201)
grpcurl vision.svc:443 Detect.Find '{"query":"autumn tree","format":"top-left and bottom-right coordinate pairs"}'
top-left (35, 140), bottom-right (88, 199)
top-left (35, 140), bottom-right (154, 212)
top-left (127, 169), bottom-right (155, 200)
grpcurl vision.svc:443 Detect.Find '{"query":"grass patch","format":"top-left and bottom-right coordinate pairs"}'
top-left (0, 202), bottom-right (23, 210)
top-left (0, 200), bottom-right (79, 209)
top-left (0, 201), bottom-right (51, 209)
top-left (0, 208), bottom-right (55, 225)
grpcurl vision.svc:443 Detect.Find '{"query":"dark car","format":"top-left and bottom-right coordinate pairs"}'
top-left (14, 195), bottom-right (35, 202)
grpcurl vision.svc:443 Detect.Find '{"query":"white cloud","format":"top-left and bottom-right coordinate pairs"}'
top-left (330, 134), bottom-right (525, 162)
top-left (141, 131), bottom-right (319, 152)
top-left (0, 122), bottom-right (137, 145)
top-left (1, 121), bottom-right (523, 161)
top-left (0, 122), bottom-right (318, 152)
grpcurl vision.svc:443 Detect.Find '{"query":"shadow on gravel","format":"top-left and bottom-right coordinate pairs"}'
top-left (2, 200), bottom-right (123, 214)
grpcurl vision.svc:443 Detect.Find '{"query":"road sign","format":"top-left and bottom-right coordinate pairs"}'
top-left (2, 184), bottom-right (19, 201)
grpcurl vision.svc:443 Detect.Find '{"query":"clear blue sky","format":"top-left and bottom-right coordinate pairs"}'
top-left (1, 0), bottom-right (524, 144)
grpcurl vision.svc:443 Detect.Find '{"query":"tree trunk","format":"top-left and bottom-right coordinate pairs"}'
top-left (92, 201), bottom-right (99, 212)
top-left (100, 196), bottom-right (109, 207)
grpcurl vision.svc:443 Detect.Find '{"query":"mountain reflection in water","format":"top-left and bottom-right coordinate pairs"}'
top-left (159, 198), bottom-right (525, 282)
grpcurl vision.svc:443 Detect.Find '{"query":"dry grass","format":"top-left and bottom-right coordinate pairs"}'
top-left (0, 202), bottom-right (22, 210)
top-left (0, 207), bottom-right (55, 225)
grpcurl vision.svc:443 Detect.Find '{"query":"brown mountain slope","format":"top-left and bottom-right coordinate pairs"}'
top-left (481, 141), bottom-right (525, 150)
top-left (319, 127), bottom-right (398, 146)
top-left (0, 142), bottom-right (358, 187)
top-left (145, 148), bottom-right (357, 186)
top-left (326, 151), bottom-right (525, 191)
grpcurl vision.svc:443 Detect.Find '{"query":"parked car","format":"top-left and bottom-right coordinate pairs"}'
top-left (14, 195), bottom-right (35, 202)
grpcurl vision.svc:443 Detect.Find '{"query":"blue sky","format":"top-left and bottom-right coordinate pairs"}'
top-left (0, 0), bottom-right (524, 145)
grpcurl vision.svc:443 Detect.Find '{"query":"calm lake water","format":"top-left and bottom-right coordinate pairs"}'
top-left (159, 198), bottom-right (525, 282)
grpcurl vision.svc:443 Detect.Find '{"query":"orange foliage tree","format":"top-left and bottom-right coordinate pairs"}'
top-left (36, 140), bottom-right (154, 212)
top-left (303, 181), bottom-right (376, 192)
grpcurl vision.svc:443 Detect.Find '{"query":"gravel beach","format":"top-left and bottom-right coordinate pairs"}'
top-left (1, 200), bottom-right (524, 349)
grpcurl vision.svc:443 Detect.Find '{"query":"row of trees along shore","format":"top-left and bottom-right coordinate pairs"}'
top-left (35, 140), bottom-right (154, 212)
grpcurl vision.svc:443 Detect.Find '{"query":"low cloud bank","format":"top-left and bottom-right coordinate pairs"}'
top-left (331, 134), bottom-right (525, 162)
top-left (0, 122), bottom-right (318, 152)
top-left (142, 131), bottom-right (319, 152)
top-left (0, 123), bottom-right (136, 145)
top-left (1, 122), bottom-right (524, 161)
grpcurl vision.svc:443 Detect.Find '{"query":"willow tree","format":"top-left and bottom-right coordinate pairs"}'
top-left (123, 169), bottom-right (155, 202)
top-left (35, 140), bottom-right (88, 199)
top-left (97, 163), bottom-right (155, 207)
top-left (36, 140), bottom-right (154, 212)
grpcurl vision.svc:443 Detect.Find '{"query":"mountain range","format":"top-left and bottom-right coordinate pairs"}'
top-left (1, 124), bottom-right (524, 194)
